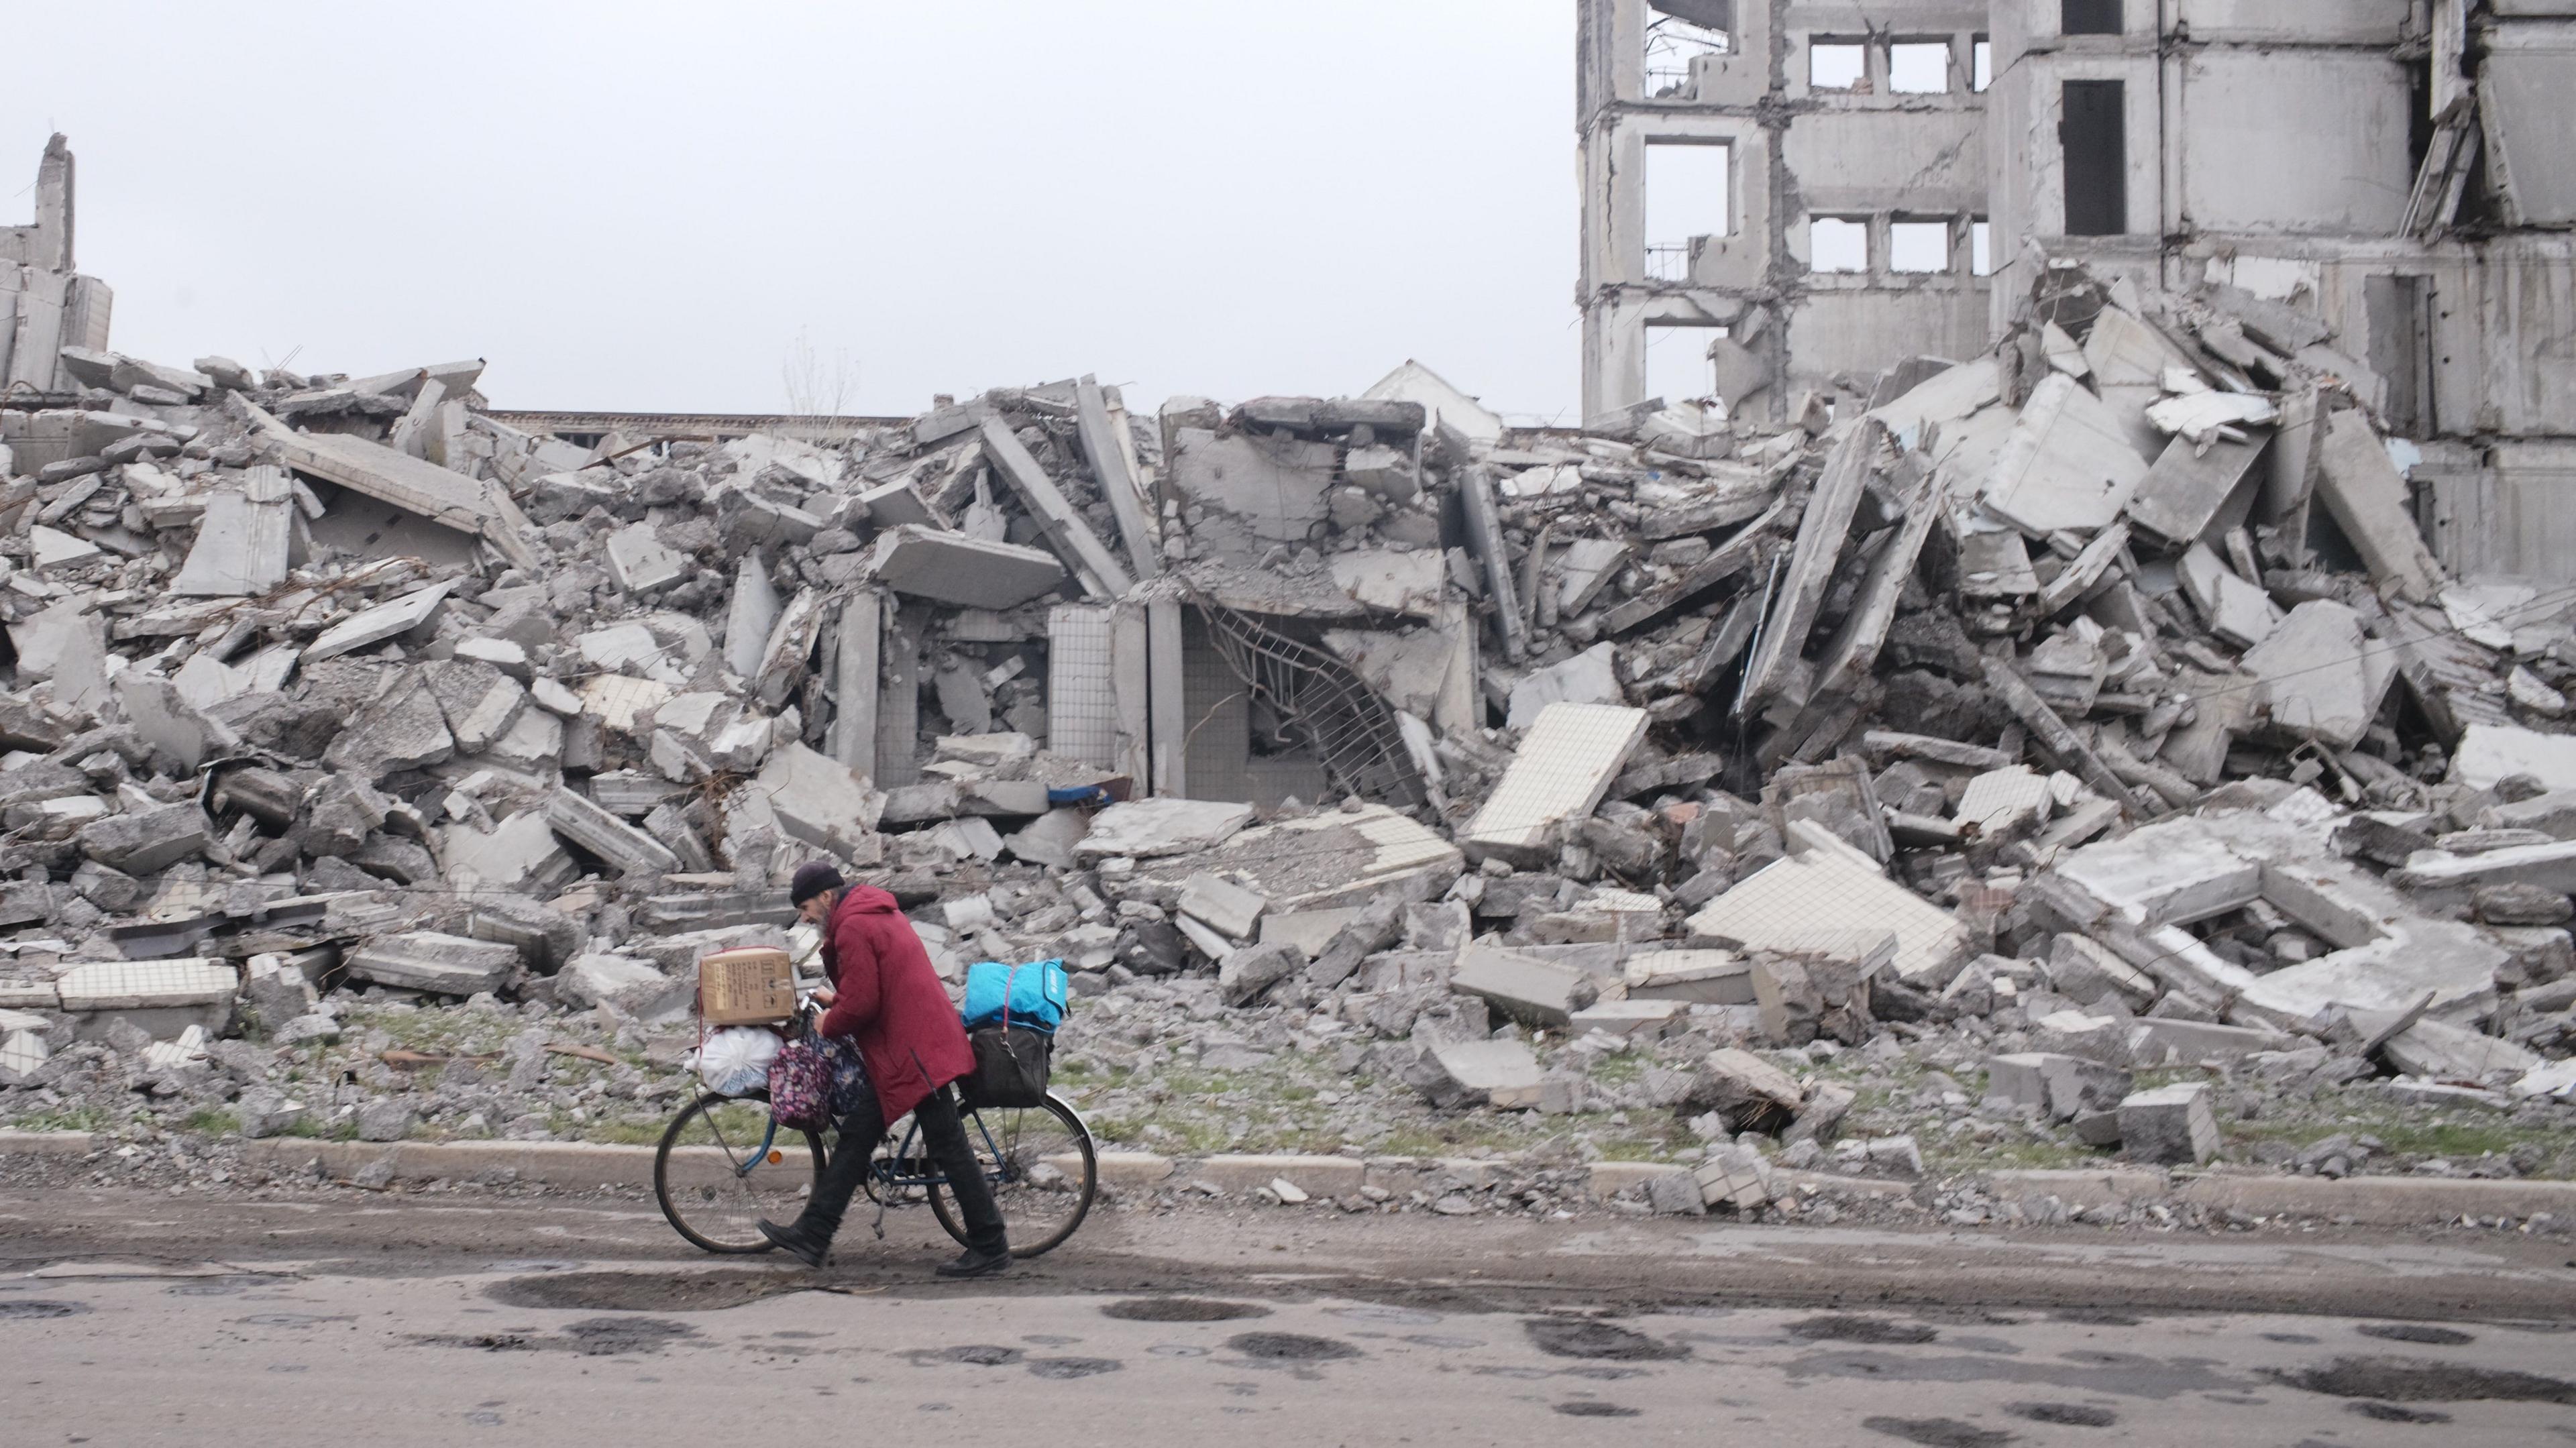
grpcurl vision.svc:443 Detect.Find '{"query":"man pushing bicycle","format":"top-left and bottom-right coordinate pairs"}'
top-left (759, 862), bottom-right (1012, 1278)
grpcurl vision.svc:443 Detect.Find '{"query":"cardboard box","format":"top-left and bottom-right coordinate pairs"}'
top-left (698, 947), bottom-right (795, 1025)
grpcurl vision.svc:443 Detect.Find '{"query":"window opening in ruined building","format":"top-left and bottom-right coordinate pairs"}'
top-left (1973, 38), bottom-right (1992, 92)
top-left (1643, 140), bottom-right (1731, 283)
top-left (1888, 42), bottom-right (1951, 95)
top-left (2061, 80), bottom-right (2127, 235)
top-left (1644, 11), bottom-right (1731, 99)
top-left (2061, 0), bottom-right (2121, 36)
top-left (1809, 217), bottom-right (1868, 273)
top-left (1809, 42), bottom-right (1867, 92)
top-left (1645, 321), bottom-right (1731, 408)
top-left (1889, 220), bottom-right (1951, 273)
top-left (1971, 219), bottom-right (1994, 276)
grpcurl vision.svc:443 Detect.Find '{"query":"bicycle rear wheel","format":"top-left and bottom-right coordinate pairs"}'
top-left (927, 1092), bottom-right (1096, 1260)
top-left (654, 1095), bottom-right (823, 1254)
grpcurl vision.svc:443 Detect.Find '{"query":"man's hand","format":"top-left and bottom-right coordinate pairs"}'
top-left (812, 984), bottom-right (838, 1007)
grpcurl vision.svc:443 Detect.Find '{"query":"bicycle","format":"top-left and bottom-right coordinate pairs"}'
top-left (653, 1079), bottom-right (1098, 1260)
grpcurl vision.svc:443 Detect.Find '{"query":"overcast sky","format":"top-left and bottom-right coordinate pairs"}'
top-left (7, 2), bottom-right (1577, 424)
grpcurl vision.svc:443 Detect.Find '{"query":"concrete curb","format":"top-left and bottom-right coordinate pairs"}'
top-left (7, 1131), bottom-right (2569, 1224)
top-left (1990, 1167), bottom-right (2576, 1225)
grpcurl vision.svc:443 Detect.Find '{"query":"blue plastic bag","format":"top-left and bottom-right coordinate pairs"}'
top-left (961, 958), bottom-right (1069, 1035)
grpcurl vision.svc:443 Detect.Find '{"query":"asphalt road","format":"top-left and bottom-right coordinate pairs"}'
top-left (5, 1186), bottom-right (2576, 1445)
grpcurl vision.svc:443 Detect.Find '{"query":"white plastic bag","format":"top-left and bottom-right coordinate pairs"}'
top-left (693, 1026), bottom-right (782, 1097)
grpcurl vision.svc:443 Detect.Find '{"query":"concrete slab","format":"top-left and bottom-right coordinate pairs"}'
top-left (1130, 806), bottom-right (1462, 914)
top-left (345, 932), bottom-right (517, 996)
top-left (304, 582), bottom-right (453, 662)
top-left (2450, 724), bottom-right (2576, 793)
top-left (1686, 850), bottom-right (1969, 987)
top-left (2178, 542), bottom-right (2281, 649)
top-left (1072, 799), bottom-right (1255, 861)
top-left (2316, 408), bottom-right (2443, 602)
top-left (54, 958), bottom-right (234, 1011)
top-left (1460, 703), bottom-right (1648, 865)
top-left (2127, 433), bottom-right (2267, 545)
top-left (2242, 600), bottom-right (2377, 748)
top-left (1505, 642), bottom-right (1622, 729)
top-left (1982, 372), bottom-right (2152, 535)
top-left (865, 525), bottom-right (1066, 608)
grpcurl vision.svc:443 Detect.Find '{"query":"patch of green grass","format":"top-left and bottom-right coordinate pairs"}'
top-left (582, 1117), bottom-right (669, 1147)
top-left (1925, 1135), bottom-right (2103, 1173)
top-left (183, 1109), bottom-right (240, 1137)
top-left (9, 1104), bottom-right (125, 1133)
top-left (2229, 1104), bottom-right (2576, 1177)
top-left (1586, 1051), bottom-right (1646, 1087)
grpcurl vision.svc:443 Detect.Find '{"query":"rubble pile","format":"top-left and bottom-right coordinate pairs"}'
top-left (0, 260), bottom-right (2570, 1213)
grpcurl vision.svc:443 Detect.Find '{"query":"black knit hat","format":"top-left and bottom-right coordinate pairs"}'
top-left (790, 862), bottom-right (847, 906)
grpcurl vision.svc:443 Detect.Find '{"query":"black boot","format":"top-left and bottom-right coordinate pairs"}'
top-left (759, 1219), bottom-right (830, 1268)
top-left (934, 1245), bottom-right (1012, 1279)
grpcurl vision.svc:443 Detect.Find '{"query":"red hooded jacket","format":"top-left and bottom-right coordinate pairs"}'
top-left (814, 884), bottom-right (974, 1127)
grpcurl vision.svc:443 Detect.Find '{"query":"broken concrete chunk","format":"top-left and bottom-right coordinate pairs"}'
top-left (74, 803), bottom-right (210, 875)
top-left (1686, 1047), bottom-right (1806, 1129)
top-left (545, 787), bottom-right (682, 877)
top-left (1216, 942), bottom-right (1303, 1007)
top-left (2114, 1082), bottom-right (2220, 1165)
top-left (2241, 600), bottom-right (2378, 749)
top-left (1409, 1038), bottom-right (1543, 1111)
top-left (345, 932), bottom-right (518, 997)
top-left (1448, 942), bottom-right (1601, 1030)
top-left (2314, 408), bottom-right (2443, 602)
top-left (1178, 873), bottom-right (1267, 942)
top-left (606, 523), bottom-right (688, 594)
top-left (303, 582), bottom-right (454, 662)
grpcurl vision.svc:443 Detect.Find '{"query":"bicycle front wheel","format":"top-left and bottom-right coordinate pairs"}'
top-left (654, 1095), bottom-right (823, 1254)
top-left (928, 1092), bottom-right (1096, 1260)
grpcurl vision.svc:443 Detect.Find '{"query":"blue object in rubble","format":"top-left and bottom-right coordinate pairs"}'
top-left (960, 958), bottom-right (1069, 1034)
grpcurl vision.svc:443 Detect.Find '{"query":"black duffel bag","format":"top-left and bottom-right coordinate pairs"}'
top-left (957, 1023), bottom-right (1053, 1109)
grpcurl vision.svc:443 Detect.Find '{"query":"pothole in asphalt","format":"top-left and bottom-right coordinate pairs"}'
top-left (2357, 1323), bottom-right (2475, 1346)
top-left (489, 1271), bottom-right (798, 1313)
top-left (561, 1318), bottom-right (696, 1356)
top-left (414, 1318), bottom-right (698, 1357)
top-left (1860, 1416), bottom-right (2015, 1447)
top-left (1226, 1333), bottom-right (1362, 1362)
top-left (1523, 1319), bottom-right (1690, 1362)
top-left (1101, 1297), bottom-right (1269, 1323)
top-left (2006, 1402), bottom-right (2116, 1427)
top-left (1788, 1316), bottom-right (1939, 1346)
top-left (0, 1301), bottom-right (87, 1319)
top-left (2052, 1309), bottom-right (2141, 1327)
top-left (908, 1345), bottom-right (1022, 1367)
top-left (166, 1280), bottom-right (261, 1298)
top-left (1554, 1402), bottom-right (1640, 1417)
top-left (1026, 1357), bottom-right (1122, 1380)
top-left (1330, 1304), bottom-right (1441, 1326)
top-left (2348, 1400), bottom-right (2452, 1424)
top-left (2265, 1355), bottom-right (2576, 1405)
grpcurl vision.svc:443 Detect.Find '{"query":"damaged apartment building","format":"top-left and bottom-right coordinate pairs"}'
top-left (1578, 1), bottom-right (2576, 582)
top-left (1, 135), bottom-right (115, 397)
top-left (6, 54), bottom-right (2576, 1197)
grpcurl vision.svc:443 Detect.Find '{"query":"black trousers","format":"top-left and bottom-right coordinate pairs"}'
top-left (795, 1078), bottom-right (1008, 1257)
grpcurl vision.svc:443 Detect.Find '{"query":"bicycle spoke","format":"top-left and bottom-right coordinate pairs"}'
top-left (656, 1097), bottom-right (820, 1254)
